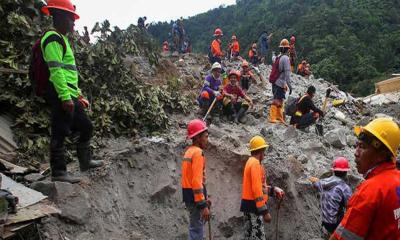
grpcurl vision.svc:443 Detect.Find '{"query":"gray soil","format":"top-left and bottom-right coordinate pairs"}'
top-left (34, 55), bottom-right (398, 240)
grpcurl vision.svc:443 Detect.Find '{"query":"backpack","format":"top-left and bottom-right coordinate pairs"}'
top-left (29, 31), bottom-right (66, 96)
top-left (269, 55), bottom-right (282, 84)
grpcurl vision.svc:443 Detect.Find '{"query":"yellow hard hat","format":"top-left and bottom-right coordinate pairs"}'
top-left (354, 118), bottom-right (400, 157)
top-left (249, 136), bottom-right (269, 152)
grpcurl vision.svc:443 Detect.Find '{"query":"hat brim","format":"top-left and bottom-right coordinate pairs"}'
top-left (42, 6), bottom-right (80, 20)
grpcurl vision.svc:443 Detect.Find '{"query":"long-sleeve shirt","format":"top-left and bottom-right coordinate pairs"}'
top-left (200, 74), bottom-right (222, 97)
top-left (297, 95), bottom-right (324, 116)
top-left (211, 39), bottom-right (223, 58)
top-left (275, 54), bottom-right (292, 90)
top-left (313, 176), bottom-right (352, 224)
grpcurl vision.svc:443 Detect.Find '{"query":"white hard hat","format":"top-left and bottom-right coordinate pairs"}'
top-left (211, 62), bottom-right (222, 71)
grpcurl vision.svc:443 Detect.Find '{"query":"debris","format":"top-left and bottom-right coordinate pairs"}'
top-left (24, 173), bottom-right (45, 183)
top-left (324, 128), bottom-right (347, 149)
top-left (0, 115), bottom-right (17, 154)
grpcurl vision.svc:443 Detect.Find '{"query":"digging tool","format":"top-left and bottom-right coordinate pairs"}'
top-left (202, 97), bottom-right (218, 122)
top-left (275, 199), bottom-right (283, 240)
top-left (315, 88), bottom-right (331, 136)
top-left (208, 214), bottom-right (213, 240)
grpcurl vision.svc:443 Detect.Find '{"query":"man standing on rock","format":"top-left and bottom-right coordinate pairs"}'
top-left (41, 0), bottom-right (103, 183)
top-left (209, 28), bottom-right (224, 64)
top-left (330, 118), bottom-right (400, 240)
top-left (181, 119), bottom-right (211, 240)
top-left (241, 136), bottom-right (285, 240)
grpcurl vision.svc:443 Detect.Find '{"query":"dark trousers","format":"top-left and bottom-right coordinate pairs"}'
top-left (45, 85), bottom-right (93, 176)
top-left (223, 101), bottom-right (248, 117)
top-left (241, 77), bottom-right (251, 91)
top-left (322, 222), bottom-right (338, 234)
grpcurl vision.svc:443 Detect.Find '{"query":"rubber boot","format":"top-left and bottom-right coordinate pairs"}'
top-left (50, 143), bottom-right (81, 183)
top-left (268, 105), bottom-right (278, 123)
top-left (235, 107), bottom-right (247, 123)
top-left (77, 141), bottom-right (104, 172)
top-left (276, 106), bottom-right (286, 124)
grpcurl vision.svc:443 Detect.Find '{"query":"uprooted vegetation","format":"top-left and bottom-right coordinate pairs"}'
top-left (0, 0), bottom-right (192, 166)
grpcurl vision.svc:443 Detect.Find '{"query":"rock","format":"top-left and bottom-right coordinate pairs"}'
top-left (283, 126), bottom-right (298, 139)
top-left (76, 232), bottom-right (95, 240)
top-left (301, 141), bottom-right (325, 153)
top-left (243, 114), bottom-right (256, 125)
top-left (374, 113), bottom-right (392, 119)
top-left (150, 182), bottom-right (177, 203)
top-left (324, 128), bottom-right (347, 148)
top-left (30, 181), bottom-right (55, 197)
top-left (54, 182), bottom-right (91, 225)
top-left (346, 135), bottom-right (357, 147)
top-left (24, 173), bottom-right (45, 183)
top-left (297, 154), bottom-right (309, 164)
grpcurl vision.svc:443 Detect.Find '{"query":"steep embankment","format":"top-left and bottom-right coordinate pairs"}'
top-left (34, 54), bottom-right (398, 240)
top-left (149, 0), bottom-right (400, 95)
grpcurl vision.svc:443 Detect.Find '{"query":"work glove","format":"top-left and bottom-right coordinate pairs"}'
top-left (78, 96), bottom-right (90, 108)
top-left (274, 187), bottom-right (285, 200)
top-left (263, 212), bottom-right (272, 223)
top-left (201, 207), bottom-right (210, 222)
top-left (213, 91), bottom-right (221, 97)
top-left (62, 99), bottom-right (74, 113)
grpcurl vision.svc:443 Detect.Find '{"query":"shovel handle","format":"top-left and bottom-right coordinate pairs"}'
top-left (203, 97), bottom-right (218, 122)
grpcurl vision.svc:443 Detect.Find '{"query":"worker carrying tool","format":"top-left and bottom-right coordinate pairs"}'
top-left (330, 118), bottom-right (400, 240)
top-left (198, 62), bottom-right (223, 115)
top-left (37, 0), bottom-right (103, 183)
top-left (229, 35), bottom-right (240, 60)
top-left (289, 86), bottom-right (324, 129)
top-left (288, 35), bottom-right (296, 72)
top-left (240, 61), bottom-right (256, 92)
top-left (181, 119), bottom-right (211, 240)
top-left (241, 136), bottom-right (285, 240)
top-left (222, 70), bottom-right (254, 123)
top-left (309, 157), bottom-right (352, 234)
top-left (268, 39), bottom-right (293, 124)
top-left (248, 43), bottom-right (260, 66)
top-left (209, 28), bottom-right (224, 64)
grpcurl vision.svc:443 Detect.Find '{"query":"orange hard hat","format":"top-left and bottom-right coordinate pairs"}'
top-left (332, 157), bottom-right (350, 172)
top-left (42, 0), bottom-right (80, 20)
top-left (290, 35), bottom-right (296, 43)
top-left (187, 119), bottom-right (208, 139)
top-left (231, 35), bottom-right (237, 40)
top-left (242, 61), bottom-right (249, 68)
top-left (200, 91), bottom-right (210, 100)
top-left (228, 69), bottom-right (241, 79)
top-left (214, 28), bottom-right (223, 37)
top-left (279, 39), bottom-right (290, 48)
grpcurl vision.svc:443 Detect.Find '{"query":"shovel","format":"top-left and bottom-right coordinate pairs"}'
top-left (275, 199), bottom-right (283, 240)
top-left (202, 97), bottom-right (218, 122)
top-left (315, 88), bottom-right (331, 136)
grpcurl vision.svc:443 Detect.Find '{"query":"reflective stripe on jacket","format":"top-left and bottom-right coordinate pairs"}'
top-left (211, 39), bottom-right (222, 57)
top-left (240, 157), bottom-right (268, 215)
top-left (181, 146), bottom-right (207, 209)
top-left (333, 162), bottom-right (400, 240)
top-left (41, 31), bottom-right (80, 101)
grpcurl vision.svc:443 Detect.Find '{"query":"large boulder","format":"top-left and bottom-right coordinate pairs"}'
top-left (324, 128), bottom-right (347, 148)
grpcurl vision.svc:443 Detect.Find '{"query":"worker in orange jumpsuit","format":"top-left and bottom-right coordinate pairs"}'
top-left (330, 118), bottom-right (400, 240)
top-left (181, 119), bottom-right (211, 240)
top-left (230, 35), bottom-right (240, 60)
top-left (209, 28), bottom-right (224, 64)
top-left (241, 136), bottom-right (285, 240)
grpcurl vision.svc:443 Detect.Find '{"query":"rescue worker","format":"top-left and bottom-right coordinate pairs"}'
top-left (181, 119), bottom-right (211, 240)
top-left (297, 60), bottom-right (307, 76)
top-left (222, 70), bottom-right (254, 123)
top-left (241, 136), bottom-right (285, 240)
top-left (198, 62), bottom-right (223, 115)
top-left (258, 31), bottom-right (272, 64)
top-left (240, 61), bottom-right (255, 92)
top-left (289, 86), bottom-right (324, 129)
top-left (210, 28), bottom-right (224, 64)
top-left (309, 157), bottom-right (352, 234)
top-left (330, 118), bottom-right (400, 240)
top-left (248, 43), bottom-right (260, 65)
top-left (137, 16), bottom-right (147, 30)
top-left (288, 35), bottom-right (296, 72)
top-left (269, 39), bottom-right (292, 124)
top-left (230, 35), bottom-right (240, 60)
top-left (162, 41), bottom-right (169, 53)
top-left (304, 63), bottom-right (312, 78)
top-left (41, 0), bottom-right (103, 183)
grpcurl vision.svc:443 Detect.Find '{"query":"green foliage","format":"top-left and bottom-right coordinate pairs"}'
top-left (149, 0), bottom-right (400, 96)
top-left (0, 0), bottom-right (190, 164)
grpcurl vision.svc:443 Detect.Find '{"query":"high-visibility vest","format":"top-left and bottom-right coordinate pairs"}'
top-left (181, 146), bottom-right (207, 208)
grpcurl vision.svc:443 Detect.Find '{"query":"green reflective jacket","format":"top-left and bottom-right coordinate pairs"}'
top-left (41, 31), bottom-right (81, 101)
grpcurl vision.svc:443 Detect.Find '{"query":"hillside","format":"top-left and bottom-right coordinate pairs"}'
top-left (149, 0), bottom-right (400, 96)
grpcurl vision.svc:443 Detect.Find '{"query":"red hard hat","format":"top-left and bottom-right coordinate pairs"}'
top-left (42, 0), bottom-right (80, 20)
top-left (332, 157), bottom-right (350, 172)
top-left (214, 28), bottom-right (223, 37)
top-left (187, 119), bottom-right (208, 139)
top-left (228, 69), bottom-right (241, 79)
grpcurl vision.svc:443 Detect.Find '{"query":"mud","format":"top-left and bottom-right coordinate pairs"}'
top-left (37, 55), bottom-right (398, 239)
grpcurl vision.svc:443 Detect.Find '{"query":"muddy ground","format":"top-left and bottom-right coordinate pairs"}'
top-left (29, 54), bottom-right (398, 240)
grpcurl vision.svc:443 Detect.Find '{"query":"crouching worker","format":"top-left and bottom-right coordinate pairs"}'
top-left (181, 119), bottom-right (211, 240)
top-left (290, 85), bottom-right (324, 129)
top-left (198, 62), bottom-right (223, 115)
top-left (241, 136), bottom-right (285, 240)
top-left (222, 70), bottom-right (254, 123)
top-left (309, 157), bottom-right (352, 235)
top-left (240, 61), bottom-right (256, 92)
